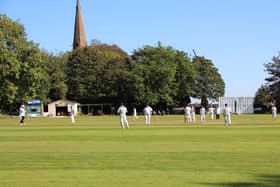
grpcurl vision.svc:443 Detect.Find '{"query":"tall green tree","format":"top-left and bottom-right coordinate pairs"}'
top-left (66, 44), bottom-right (131, 103)
top-left (0, 14), bottom-right (49, 112)
top-left (0, 15), bottom-right (21, 111)
top-left (131, 43), bottom-right (180, 107)
top-left (41, 52), bottom-right (68, 101)
top-left (264, 53), bottom-right (280, 109)
top-left (192, 56), bottom-right (225, 108)
top-left (254, 85), bottom-right (271, 113)
top-left (174, 51), bottom-right (196, 106)
top-left (16, 44), bottom-right (50, 104)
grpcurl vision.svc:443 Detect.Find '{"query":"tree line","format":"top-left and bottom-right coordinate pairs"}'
top-left (0, 14), bottom-right (225, 113)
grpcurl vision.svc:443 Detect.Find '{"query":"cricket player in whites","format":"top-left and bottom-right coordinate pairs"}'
top-left (143, 105), bottom-right (153, 125)
top-left (19, 104), bottom-right (26, 125)
top-left (271, 104), bottom-right (277, 120)
top-left (208, 105), bottom-right (214, 120)
top-left (216, 106), bottom-right (221, 120)
top-left (117, 104), bottom-right (129, 128)
top-left (200, 106), bottom-right (206, 123)
top-left (133, 107), bottom-right (138, 121)
top-left (191, 106), bottom-right (196, 122)
top-left (70, 106), bottom-right (75, 124)
top-left (223, 104), bottom-right (231, 126)
top-left (184, 104), bottom-right (192, 123)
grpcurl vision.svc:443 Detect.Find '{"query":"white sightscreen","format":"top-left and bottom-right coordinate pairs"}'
top-left (219, 97), bottom-right (254, 114)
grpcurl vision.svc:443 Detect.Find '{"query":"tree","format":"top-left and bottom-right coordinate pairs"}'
top-left (264, 53), bottom-right (280, 109)
top-left (66, 44), bottom-right (131, 103)
top-left (192, 56), bottom-right (225, 108)
top-left (174, 51), bottom-right (196, 106)
top-left (0, 15), bottom-right (22, 111)
top-left (254, 85), bottom-right (271, 113)
top-left (16, 43), bottom-right (50, 104)
top-left (131, 43), bottom-right (183, 107)
top-left (0, 15), bottom-right (49, 112)
top-left (41, 52), bottom-right (68, 101)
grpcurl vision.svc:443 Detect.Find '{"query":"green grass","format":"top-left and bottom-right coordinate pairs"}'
top-left (0, 114), bottom-right (280, 187)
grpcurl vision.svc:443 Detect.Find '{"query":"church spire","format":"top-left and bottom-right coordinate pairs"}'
top-left (73, 0), bottom-right (87, 50)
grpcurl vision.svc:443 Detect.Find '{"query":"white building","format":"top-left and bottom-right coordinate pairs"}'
top-left (218, 97), bottom-right (254, 114)
top-left (48, 99), bottom-right (79, 117)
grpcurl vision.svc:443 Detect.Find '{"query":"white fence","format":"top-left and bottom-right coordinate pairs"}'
top-left (219, 97), bottom-right (254, 114)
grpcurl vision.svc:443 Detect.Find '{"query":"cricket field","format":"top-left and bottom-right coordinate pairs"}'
top-left (0, 114), bottom-right (279, 187)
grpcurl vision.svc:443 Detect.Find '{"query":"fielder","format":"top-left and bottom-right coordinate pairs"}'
top-left (209, 105), bottom-right (214, 120)
top-left (191, 106), bottom-right (196, 122)
top-left (216, 106), bottom-right (221, 120)
top-left (143, 105), bottom-right (153, 125)
top-left (184, 105), bottom-right (192, 123)
top-left (70, 107), bottom-right (75, 124)
top-left (117, 104), bottom-right (129, 128)
top-left (223, 104), bottom-right (231, 126)
top-left (200, 106), bottom-right (206, 123)
top-left (272, 104), bottom-right (277, 120)
top-left (133, 107), bottom-right (138, 120)
top-left (19, 105), bottom-right (26, 125)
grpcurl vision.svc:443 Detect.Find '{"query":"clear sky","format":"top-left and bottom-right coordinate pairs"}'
top-left (1, 0), bottom-right (280, 97)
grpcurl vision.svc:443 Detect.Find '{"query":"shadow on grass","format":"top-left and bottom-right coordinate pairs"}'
top-left (200, 174), bottom-right (280, 187)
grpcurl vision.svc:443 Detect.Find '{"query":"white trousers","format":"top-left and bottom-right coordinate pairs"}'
top-left (133, 114), bottom-right (138, 120)
top-left (224, 114), bottom-right (231, 126)
top-left (144, 114), bottom-right (151, 125)
top-left (120, 115), bottom-right (129, 128)
top-left (272, 112), bottom-right (277, 120)
top-left (210, 113), bottom-right (214, 120)
top-left (192, 113), bottom-right (196, 122)
top-left (200, 114), bottom-right (206, 122)
top-left (71, 115), bottom-right (75, 124)
top-left (184, 114), bottom-right (192, 123)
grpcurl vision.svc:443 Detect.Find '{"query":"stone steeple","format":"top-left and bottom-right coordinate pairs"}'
top-left (73, 0), bottom-right (87, 50)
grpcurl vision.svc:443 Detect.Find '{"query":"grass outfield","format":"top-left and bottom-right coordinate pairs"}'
top-left (0, 114), bottom-right (280, 187)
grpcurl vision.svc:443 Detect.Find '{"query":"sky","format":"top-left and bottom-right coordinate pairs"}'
top-left (1, 0), bottom-right (280, 97)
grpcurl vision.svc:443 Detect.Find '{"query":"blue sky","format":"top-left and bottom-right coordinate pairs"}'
top-left (1, 0), bottom-right (280, 97)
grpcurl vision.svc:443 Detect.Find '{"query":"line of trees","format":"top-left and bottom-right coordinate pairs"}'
top-left (0, 14), bottom-right (225, 113)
